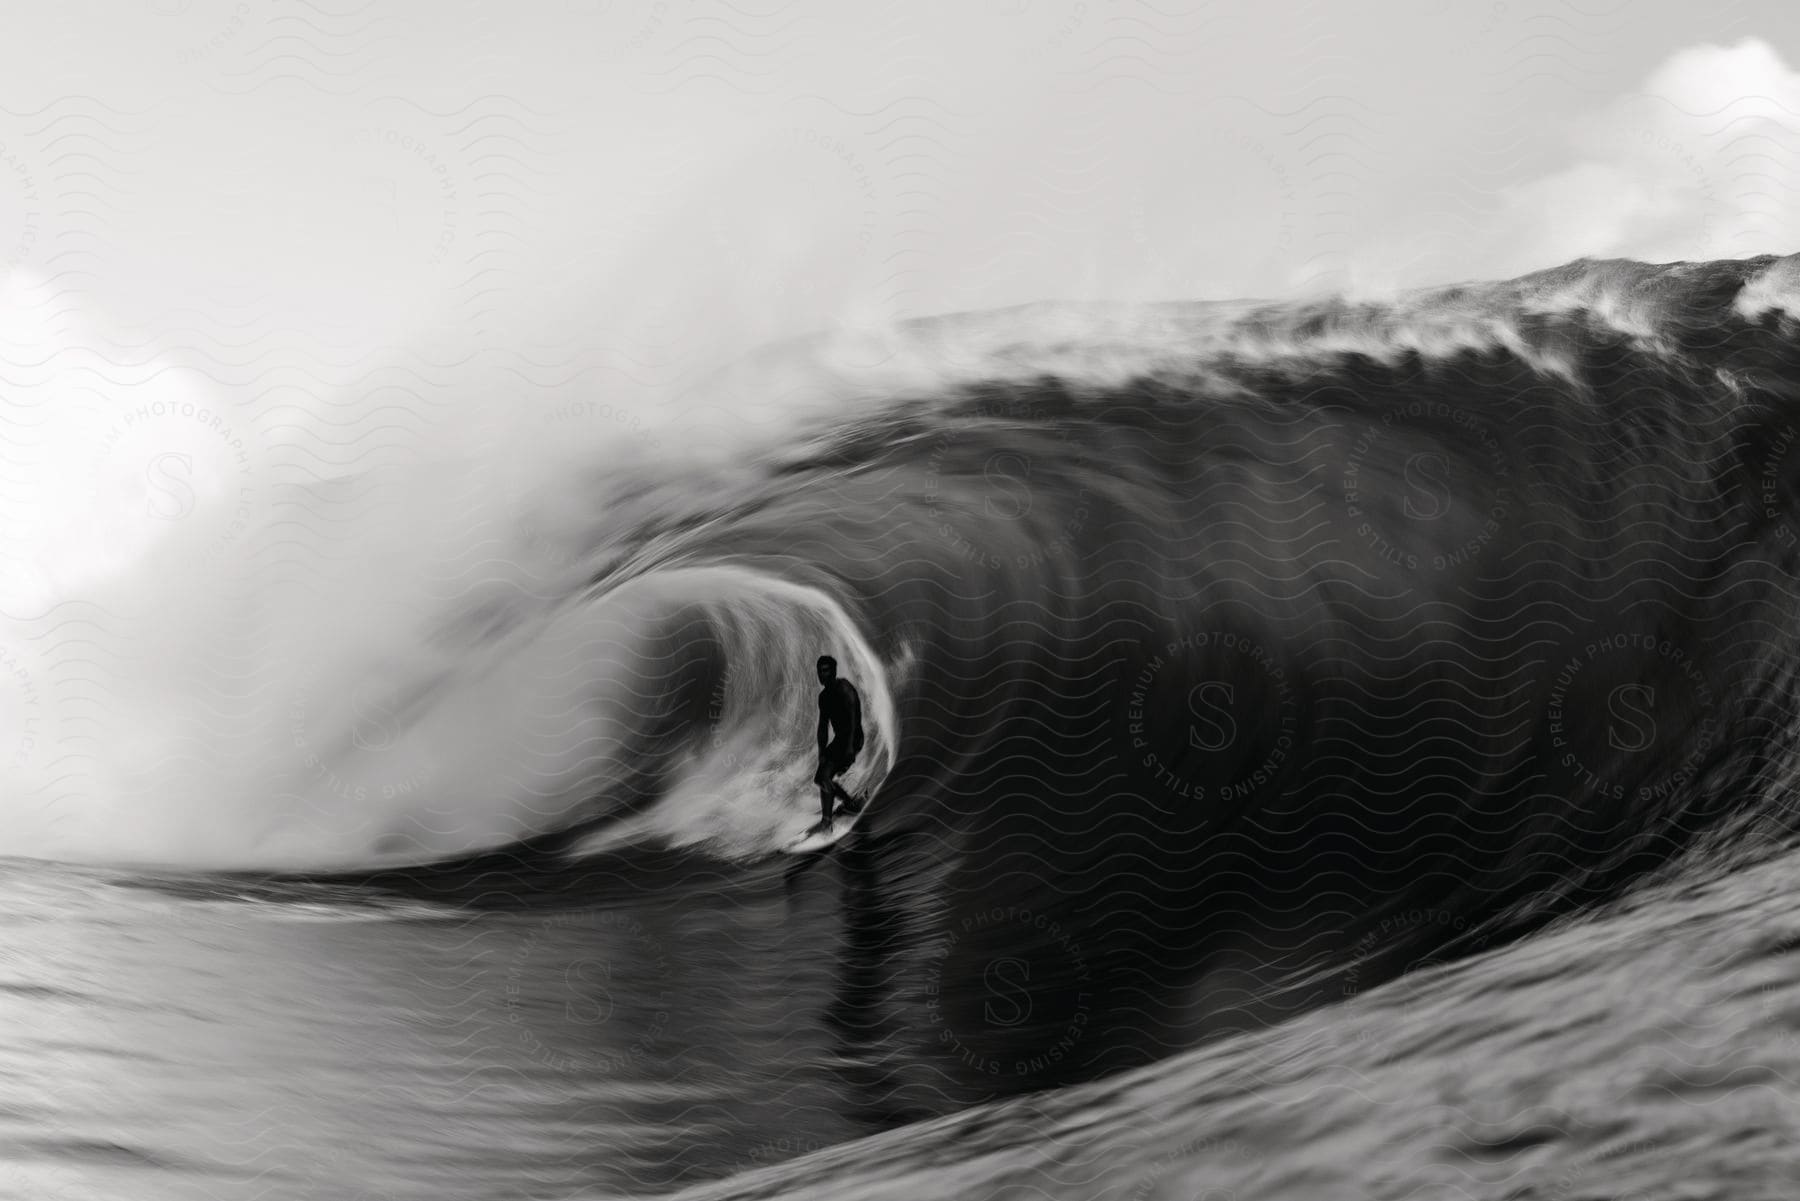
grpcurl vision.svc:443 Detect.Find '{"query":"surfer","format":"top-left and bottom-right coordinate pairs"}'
top-left (813, 655), bottom-right (865, 832)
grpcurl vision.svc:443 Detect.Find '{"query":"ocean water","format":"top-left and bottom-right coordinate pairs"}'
top-left (6, 253), bottom-right (1800, 1199)
top-left (679, 838), bottom-right (1800, 1201)
top-left (0, 857), bottom-right (863, 1200)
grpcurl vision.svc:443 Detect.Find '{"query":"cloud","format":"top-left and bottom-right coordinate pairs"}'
top-left (1540, 37), bottom-right (1800, 264)
top-left (1351, 38), bottom-right (1800, 292)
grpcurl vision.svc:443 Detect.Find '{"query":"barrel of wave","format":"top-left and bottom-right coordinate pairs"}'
top-left (566, 563), bottom-right (898, 859)
top-left (54, 559), bottom-right (895, 871)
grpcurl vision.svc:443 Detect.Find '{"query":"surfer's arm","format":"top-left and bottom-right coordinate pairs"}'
top-left (817, 700), bottom-right (830, 756)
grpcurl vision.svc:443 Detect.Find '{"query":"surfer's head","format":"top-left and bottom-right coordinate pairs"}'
top-left (817, 655), bottom-right (837, 683)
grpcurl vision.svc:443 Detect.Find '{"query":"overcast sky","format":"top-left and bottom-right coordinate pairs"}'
top-left (2, 1), bottom-right (1798, 344)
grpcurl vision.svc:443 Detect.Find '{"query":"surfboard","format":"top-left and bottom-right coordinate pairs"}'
top-left (779, 803), bottom-right (864, 855)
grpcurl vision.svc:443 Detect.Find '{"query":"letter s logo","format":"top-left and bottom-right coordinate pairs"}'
top-left (1188, 681), bottom-right (1237, 751)
top-left (564, 958), bottom-right (614, 1025)
top-left (348, 686), bottom-right (401, 752)
top-left (1402, 452), bottom-right (1453, 521)
top-left (1606, 683), bottom-right (1656, 752)
top-left (983, 957), bottom-right (1032, 1027)
top-left (145, 453), bottom-right (196, 520)
top-left (983, 452), bottom-right (1032, 520)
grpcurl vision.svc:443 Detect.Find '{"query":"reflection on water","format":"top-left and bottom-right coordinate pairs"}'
top-left (0, 795), bottom-right (1225, 1201)
top-left (0, 858), bottom-right (865, 1201)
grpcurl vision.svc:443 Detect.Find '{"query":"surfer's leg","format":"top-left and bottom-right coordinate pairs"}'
top-left (825, 761), bottom-right (861, 816)
top-left (812, 760), bottom-right (835, 828)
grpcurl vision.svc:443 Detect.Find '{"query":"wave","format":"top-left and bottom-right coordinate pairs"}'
top-left (13, 253), bottom-right (1800, 1096)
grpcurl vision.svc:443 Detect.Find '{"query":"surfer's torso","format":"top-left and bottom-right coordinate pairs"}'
top-left (819, 678), bottom-right (862, 764)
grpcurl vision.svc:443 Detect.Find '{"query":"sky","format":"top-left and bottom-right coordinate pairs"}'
top-left (1, 0), bottom-right (1798, 346)
top-left (2, 1), bottom-right (1800, 834)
